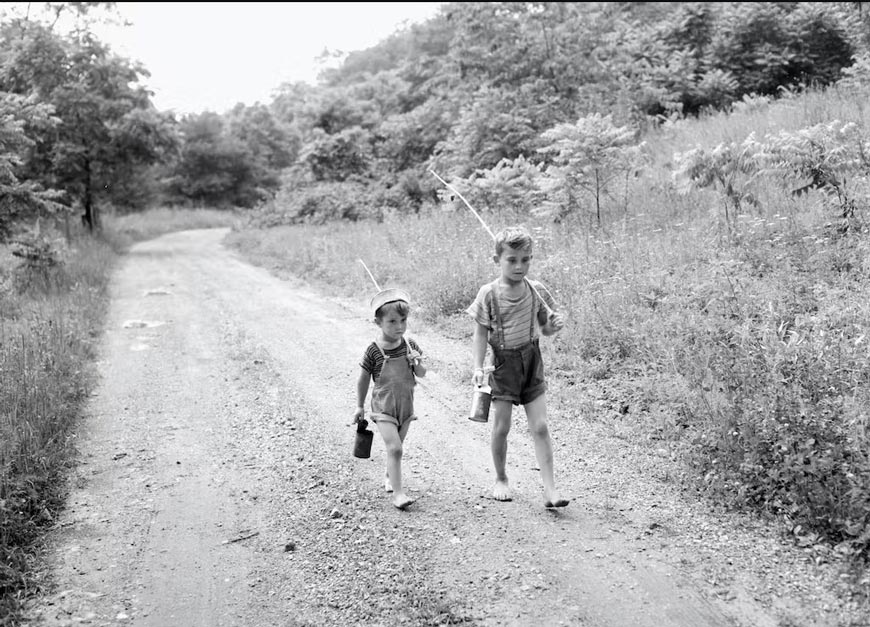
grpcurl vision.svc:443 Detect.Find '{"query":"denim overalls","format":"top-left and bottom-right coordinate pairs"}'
top-left (370, 338), bottom-right (417, 427)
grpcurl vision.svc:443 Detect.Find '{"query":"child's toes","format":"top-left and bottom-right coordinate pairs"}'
top-left (393, 494), bottom-right (415, 510)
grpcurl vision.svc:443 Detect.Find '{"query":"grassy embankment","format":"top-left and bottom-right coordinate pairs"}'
top-left (0, 207), bottom-right (238, 625)
top-left (226, 85), bottom-right (870, 586)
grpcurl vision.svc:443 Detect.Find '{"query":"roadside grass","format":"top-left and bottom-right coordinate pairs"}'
top-left (0, 207), bottom-right (237, 625)
top-left (0, 233), bottom-right (114, 625)
top-left (228, 83), bottom-right (870, 583)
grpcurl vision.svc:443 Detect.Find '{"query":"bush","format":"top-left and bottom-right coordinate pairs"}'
top-left (666, 225), bottom-right (870, 559)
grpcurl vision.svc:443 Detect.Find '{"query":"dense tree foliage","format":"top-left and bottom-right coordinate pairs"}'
top-left (260, 1), bottom-right (866, 224)
top-left (0, 1), bottom-right (866, 229)
top-left (164, 104), bottom-right (293, 208)
top-left (0, 10), bottom-right (177, 231)
top-left (0, 92), bottom-right (64, 239)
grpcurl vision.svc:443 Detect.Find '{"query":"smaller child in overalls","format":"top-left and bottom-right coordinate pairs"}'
top-left (353, 288), bottom-right (427, 509)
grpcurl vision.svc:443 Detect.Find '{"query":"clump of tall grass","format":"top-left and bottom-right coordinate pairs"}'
top-left (629, 207), bottom-right (870, 558)
top-left (0, 229), bottom-right (115, 621)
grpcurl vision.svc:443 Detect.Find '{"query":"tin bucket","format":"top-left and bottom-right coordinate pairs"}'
top-left (468, 385), bottom-right (491, 423)
top-left (353, 419), bottom-right (374, 458)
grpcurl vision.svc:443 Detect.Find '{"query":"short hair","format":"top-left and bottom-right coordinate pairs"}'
top-left (494, 226), bottom-right (534, 257)
top-left (374, 299), bottom-right (410, 322)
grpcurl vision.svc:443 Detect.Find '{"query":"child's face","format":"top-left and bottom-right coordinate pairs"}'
top-left (495, 245), bottom-right (532, 284)
top-left (377, 308), bottom-right (407, 342)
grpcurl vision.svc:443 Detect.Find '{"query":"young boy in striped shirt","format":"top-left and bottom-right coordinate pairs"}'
top-left (354, 288), bottom-right (426, 509)
top-left (467, 226), bottom-right (569, 508)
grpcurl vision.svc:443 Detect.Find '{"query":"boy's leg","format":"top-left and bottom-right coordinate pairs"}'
top-left (384, 420), bottom-right (412, 493)
top-left (376, 419), bottom-right (414, 509)
top-left (490, 399), bottom-right (513, 501)
top-left (524, 394), bottom-right (569, 508)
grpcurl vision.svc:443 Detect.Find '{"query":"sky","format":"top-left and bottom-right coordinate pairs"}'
top-left (84, 2), bottom-right (444, 114)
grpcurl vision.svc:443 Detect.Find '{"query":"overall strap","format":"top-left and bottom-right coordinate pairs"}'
top-left (375, 341), bottom-right (388, 359)
top-left (375, 337), bottom-right (411, 360)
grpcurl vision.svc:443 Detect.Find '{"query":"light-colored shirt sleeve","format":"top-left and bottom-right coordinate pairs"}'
top-left (465, 283), bottom-right (493, 329)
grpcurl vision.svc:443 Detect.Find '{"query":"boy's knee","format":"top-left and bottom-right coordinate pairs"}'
top-left (386, 442), bottom-right (404, 458)
top-left (491, 415), bottom-right (512, 437)
top-left (533, 425), bottom-right (551, 441)
top-left (492, 425), bottom-right (511, 440)
top-left (527, 418), bottom-right (550, 440)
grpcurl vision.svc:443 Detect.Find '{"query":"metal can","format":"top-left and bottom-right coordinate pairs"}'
top-left (469, 385), bottom-right (492, 422)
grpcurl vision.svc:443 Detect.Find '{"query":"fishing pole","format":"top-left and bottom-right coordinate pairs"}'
top-left (430, 170), bottom-right (495, 240)
top-left (357, 258), bottom-right (382, 291)
top-left (429, 169), bottom-right (557, 317)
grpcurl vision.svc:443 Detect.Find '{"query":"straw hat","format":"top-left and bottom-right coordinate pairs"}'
top-left (370, 288), bottom-right (411, 317)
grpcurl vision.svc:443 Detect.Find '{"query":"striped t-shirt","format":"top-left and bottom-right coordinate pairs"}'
top-left (466, 279), bottom-right (556, 349)
top-left (360, 338), bottom-right (422, 382)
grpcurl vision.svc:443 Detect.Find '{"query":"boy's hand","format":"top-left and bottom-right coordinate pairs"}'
top-left (472, 368), bottom-right (485, 387)
top-left (546, 312), bottom-right (565, 334)
top-left (350, 407), bottom-right (364, 426)
top-left (407, 351), bottom-right (423, 367)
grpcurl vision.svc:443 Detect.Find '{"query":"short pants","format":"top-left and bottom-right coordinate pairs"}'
top-left (370, 412), bottom-right (417, 429)
top-left (489, 339), bottom-right (547, 406)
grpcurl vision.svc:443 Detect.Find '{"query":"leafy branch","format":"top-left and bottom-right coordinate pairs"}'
top-left (536, 113), bottom-right (645, 225)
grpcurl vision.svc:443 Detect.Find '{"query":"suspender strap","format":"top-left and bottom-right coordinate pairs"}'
top-left (490, 280), bottom-right (505, 350)
top-left (490, 279), bottom-right (537, 350)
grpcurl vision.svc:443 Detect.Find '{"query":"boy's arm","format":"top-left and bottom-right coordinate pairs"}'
top-left (407, 339), bottom-right (427, 377)
top-left (535, 281), bottom-right (565, 336)
top-left (410, 349), bottom-right (427, 378)
top-left (354, 368), bottom-right (370, 422)
top-left (471, 322), bottom-right (488, 386)
top-left (412, 360), bottom-right (427, 377)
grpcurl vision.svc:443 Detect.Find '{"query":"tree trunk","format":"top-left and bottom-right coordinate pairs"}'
top-left (82, 158), bottom-right (97, 231)
top-left (595, 168), bottom-right (601, 226)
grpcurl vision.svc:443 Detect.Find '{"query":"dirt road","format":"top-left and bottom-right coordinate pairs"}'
top-left (22, 229), bottom-right (859, 626)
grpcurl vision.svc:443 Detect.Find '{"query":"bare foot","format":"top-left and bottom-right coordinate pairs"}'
top-left (384, 477), bottom-right (393, 493)
top-left (393, 493), bottom-right (415, 510)
top-left (492, 480), bottom-right (512, 502)
top-left (544, 491), bottom-right (570, 508)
